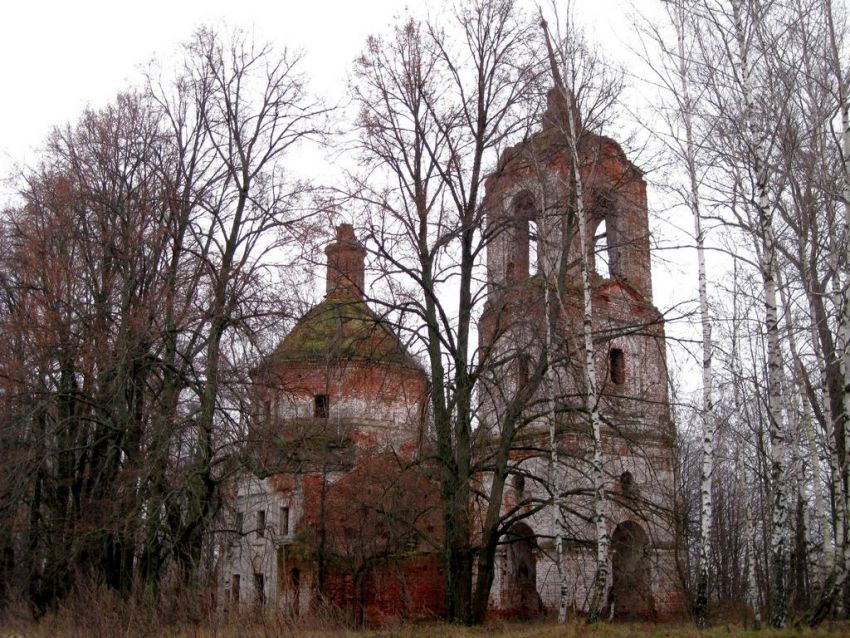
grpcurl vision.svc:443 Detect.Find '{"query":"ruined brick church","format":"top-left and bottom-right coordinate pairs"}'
top-left (219, 80), bottom-right (681, 622)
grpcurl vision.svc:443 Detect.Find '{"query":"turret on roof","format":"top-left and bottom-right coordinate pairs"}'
top-left (262, 224), bottom-right (420, 369)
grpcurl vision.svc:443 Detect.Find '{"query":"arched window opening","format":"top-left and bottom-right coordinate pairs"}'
top-left (503, 522), bottom-right (542, 618)
top-left (609, 348), bottom-right (625, 385)
top-left (511, 191), bottom-right (537, 279)
top-left (594, 219), bottom-right (611, 278)
top-left (528, 219), bottom-right (539, 275)
top-left (610, 521), bottom-right (656, 619)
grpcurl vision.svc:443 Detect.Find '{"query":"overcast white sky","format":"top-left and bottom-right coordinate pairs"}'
top-left (0, 0), bottom-right (702, 391)
top-left (0, 0), bottom-right (645, 173)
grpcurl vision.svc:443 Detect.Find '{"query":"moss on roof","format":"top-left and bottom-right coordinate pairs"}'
top-left (267, 297), bottom-right (419, 367)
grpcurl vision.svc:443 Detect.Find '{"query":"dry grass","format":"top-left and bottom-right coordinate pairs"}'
top-left (2, 612), bottom-right (850, 638)
top-left (0, 585), bottom-right (846, 638)
top-left (358, 619), bottom-right (850, 638)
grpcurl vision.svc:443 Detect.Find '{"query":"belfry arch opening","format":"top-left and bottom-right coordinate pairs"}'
top-left (589, 189), bottom-right (626, 281)
top-left (528, 219), bottom-right (539, 276)
top-left (594, 220), bottom-right (611, 278)
top-left (509, 190), bottom-right (539, 279)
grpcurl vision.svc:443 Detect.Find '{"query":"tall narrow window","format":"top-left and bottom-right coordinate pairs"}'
top-left (235, 511), bottom-right (243, 534)
top-left (288, 567), bottom-right (301, 616)
top-left (254, 573), bottom-right (265, 605)
top-left (609, 348), bottom-right (625, 385)
top-left (512, 473), bottom-right (525, 497)
top-left (257, 510), bottom-right (266, 538)
top-left (595, 220), bottom-right (610, 278)
top-left (528, 219), bottom-right (538, 275)
top-left (516, 353), bottom-right (529, 389)
top-left (280, 506), bottom-right (290, 536)
top-left (512, 191), bottom-right (537, 279)
top-left (314, 394), bottom-right (329, 419)
top-left (231, 574), bottom-right (240, 603)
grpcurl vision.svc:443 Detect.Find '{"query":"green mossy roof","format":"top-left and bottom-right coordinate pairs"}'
top-left (267, 297), bottom-right (418, 367)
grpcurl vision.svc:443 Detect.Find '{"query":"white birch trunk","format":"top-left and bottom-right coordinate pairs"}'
top-left (804, 391), bottom-right (833, 578)
top-left (826, 244), bottom-right (848, 576)
top-left (562, 94), bottom-right (608, 623)
top-left (737, 443), bottom-right (762, 627)
top-left (731, 264), bottom-right (761, 626)
top-left (731, 0), bottom-right (787, 626)
top-left (745, 496), bottom-right (762, 627)
top-left (839, 56), bottom-right (850, 600)
top-left (540, 14), bottom-right (608, 621)
top-left (808, 295), bottom-right (845, 575)
top-left (547, 396), bottom-right (570, 624)
top-left (540, 199), bottom-right (570, 624)
top-left (547, 369), bottom-right (570, 624)
top-left (538, 16), bottom-right (574, 623)
top-left (673, 1), bottom-right (715, 625)
top-left (829, 97), bottom-right (850, 612)
top-left (809, 2), bottom-right (850, 620)
top-left (779, 278), bottom-right (832, 583)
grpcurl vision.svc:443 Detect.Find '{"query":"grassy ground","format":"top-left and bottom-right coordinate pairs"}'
top-left (358, 619), bottom-right (850, 638)
top-left (2, 617), bottom-right (850, 638)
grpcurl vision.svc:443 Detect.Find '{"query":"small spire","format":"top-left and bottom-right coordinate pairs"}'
top-left (325, 223), bottom-right (366, 300)
top-left (539, 12), bottom-right (564, 92)
top-left (538, 9), bottom-right (581, 133)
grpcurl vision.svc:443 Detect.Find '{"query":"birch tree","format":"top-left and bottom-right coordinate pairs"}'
top-left (538, 8), bottom-right (624, 622)
top-left (644, 0), bottom-right (717, 625)
top-left (684, 0), bottom-right (792, 624)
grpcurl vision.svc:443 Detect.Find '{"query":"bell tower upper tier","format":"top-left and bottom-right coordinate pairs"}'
top-left (481, 100), bottom-right (653, 305)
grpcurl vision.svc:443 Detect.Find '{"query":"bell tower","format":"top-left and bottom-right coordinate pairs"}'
top-left (477, 21), bottom-right (681, 620)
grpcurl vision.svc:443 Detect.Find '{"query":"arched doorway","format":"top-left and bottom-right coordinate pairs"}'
top-left (502, 522), bottom-right (543, 618)
top-left (610, 520), bottom-right (656, 619)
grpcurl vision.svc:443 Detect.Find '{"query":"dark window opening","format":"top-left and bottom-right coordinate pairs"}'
top-left (516, 354), bottom-right (529, 389)
top-left (290, 567), bottom-right (301, 590)
top-left (511, 191), bottom-right (537, 279)
top-left (610, 348), bottom-right (625, 385)
top-left (254, 572), bottom-right (265, 605)
top-left (235, 511), bottom-right (243, 534)
top-left (314, 394), bottom-right (329, 419)
top-left (280, 506), bottom-right (290, 536)
top-left (257, 510), bottom-right (266, 538)
top-left (231, 574), bottom-right (240, 602)
top-left (512, 473), bottom-right (525, 496)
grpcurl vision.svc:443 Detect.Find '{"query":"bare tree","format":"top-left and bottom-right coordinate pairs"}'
top-left (348, 1), bottom-right (541, 623)
top-left (0, 26), bottom-right (326, 611)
